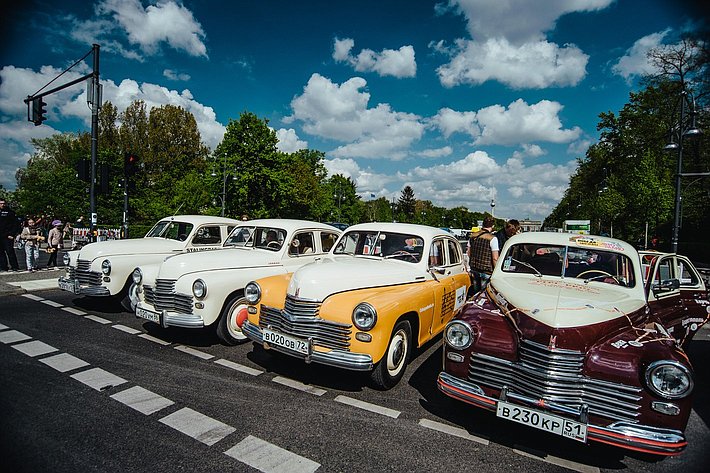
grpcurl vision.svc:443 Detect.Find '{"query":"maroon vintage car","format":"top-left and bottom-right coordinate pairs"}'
top-left (438, 233), bottom-right (709, 456)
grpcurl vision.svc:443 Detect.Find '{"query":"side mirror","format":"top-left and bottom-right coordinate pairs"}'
top-left (430, 266), bottom-right (446, 275)
top-left (652, 278), bottom-right (680, 295)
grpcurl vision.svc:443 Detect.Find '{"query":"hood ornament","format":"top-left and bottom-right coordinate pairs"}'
top-left (548, 335), bottom-right (557, 351)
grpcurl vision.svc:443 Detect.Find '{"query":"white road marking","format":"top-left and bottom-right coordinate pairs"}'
top-left (21, 294), bottom-right (44, 301)
top-left (62, 307), bottom-right (87, 316)
top-left (12, 340), bottom-right (58, 357)
top-left (85, 315), bottom-right (112, 325)
top-left (224, 435), bottom-right (320, 473)
top-left (71, 367), bottom-right (127, 391)
top-left (334, 395), bottom-right (400, 418)
top-left (11, 279), bottom-right (59, 291)
top-left (138, 334), bottom-right (171, 346)
top-left (40, 353), bottom-right (90, 372)
top-left (214, 358), bottom-right (263, 376)
top-left (0, 322), bottom-right (8, 330)
top-left (112, 324), bottom-right (142, 335)
top-left (111, 386), bottom-right (174, 415)
top-left (272, 376), bottom-right (326, 396)
top-left (159, 407), bottom-right (235, 446)
top-left (513, 447), bottom-right (600, 473)
top-left (418, 418), bottom-right (489, 445)
top-left (40, 299), bottom-right (64, 308)
top-left (0, 330), bottom-right (32, 344)
top-left (174, 345), bottom-right (214, 360)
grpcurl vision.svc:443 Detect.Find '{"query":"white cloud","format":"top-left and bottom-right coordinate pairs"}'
top-left (612, 30), bottom-right (670, 82)
top-left (287, 74), bottom-right (425, 159)
top-left (416, 146), bottom-right (453, 158)
top-left (333, 38), bottom-right (416, 78)
top-left (434, 0), bottom-right (613, 89)
top-left (430, 107), bottom-right (479, 139)
top-left (512, 144), bottom-right (546, 160)
top-left (436, 38), bottom-right (588, 89)
top-left (163, 69), bottom-right (191, 81)
top-left (275, 128), bottom-right (308, 152)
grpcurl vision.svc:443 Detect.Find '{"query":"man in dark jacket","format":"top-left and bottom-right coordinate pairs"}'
top-left (0, 198), bottom-right (20, 271)
top-left (467, 216), bottom-right (495, 294)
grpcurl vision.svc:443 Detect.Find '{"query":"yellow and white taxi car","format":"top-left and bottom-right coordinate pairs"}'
top-left (132, 219), bottom-right (341, 345)
top-left (242, 222), bottom-right (471, 389)
top-left (58, 215), bottom-right (238, 309)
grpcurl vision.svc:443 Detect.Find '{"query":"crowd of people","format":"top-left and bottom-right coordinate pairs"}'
top-left (0, 198), bottom-right (72, 273)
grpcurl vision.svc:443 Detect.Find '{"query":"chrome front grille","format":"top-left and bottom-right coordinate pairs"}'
top-left (469, 339), bottom-right (642, 423)
top-left (72, 259), bottom-right (102, 286)
top-left (144, 279), bottom-right (193, 314)
top-left (260, 298), bottom-right (351, 350)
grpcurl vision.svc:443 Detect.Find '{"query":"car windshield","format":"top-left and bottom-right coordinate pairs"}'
top-left (144, 220), bottom-right (194, 241)
top-left (501, 243), bottom-right (636, 287)
top-left (333, 231), bottom-right (424, 263)
top-left (224, 226), bottom-right (255, 247)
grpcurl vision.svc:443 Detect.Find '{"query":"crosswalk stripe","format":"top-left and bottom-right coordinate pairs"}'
top-left (418, 418), bottom-right (489, 445)
top-left (174, 345), bottom-right (214, 360)
top-left (85, 315), bottom-right (112, 324)
top-left (159, 407), bottom-right (235, 446)
top-left (214, 358), bottom-right (263, 376)
top-left (40, 353), bottom-right (90, 372)
top-left (0, 330), bottom-right (32, 344)
top-left (138, 334), bottom-right (171, 346)
top-left (61, 307), bottom-right (87, 316)
top-left (11, 340), bottom-right (58, 357)
top-left (272, 376), bottom-right (326, 396)
top-left (71, 367), bottom-right (127, 391)
top-left (334, 395), bottom-right (400, 418)
top-left (0, 322), bottom-right (9, 330)
top-left (224, 435), bottom-right (320, 473)
top-left (111, 386), bottom-right (174, 415)
top-left (21, 294), bottom-right (44, 301)
top-left (112, 324), bottom-right (142, 335)
top-left (40, 299), bottom-right (64, 308)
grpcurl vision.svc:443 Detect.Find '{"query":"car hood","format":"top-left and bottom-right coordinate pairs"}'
top-left (157, 247), bottom-right (281, 277)
top-left (287, 256), bottom-right (425, 301)
top-left (489, 274), bottom-right (646, 328)
top-left (78, 238), bottom-right (183, 260)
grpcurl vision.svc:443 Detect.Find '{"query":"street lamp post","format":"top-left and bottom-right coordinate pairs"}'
top-left (665, 88), bottom-right (704, 253)
top-left (211, 154), bottom-right (236, 217)
top-left (490, 199), bottom-right (495, 218)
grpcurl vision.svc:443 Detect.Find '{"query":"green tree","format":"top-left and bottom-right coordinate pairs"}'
top-left (397, 185), bottom-right (416, 222)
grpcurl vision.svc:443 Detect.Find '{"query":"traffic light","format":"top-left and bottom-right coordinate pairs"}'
top-left (124, 153), bottom-right (139, 177)
top-left (31, 97), bottom-right (47, 126)
top-left (75, 159), bottom-right (90, 182)
top-left (99, 163), bottom-right (110, 194)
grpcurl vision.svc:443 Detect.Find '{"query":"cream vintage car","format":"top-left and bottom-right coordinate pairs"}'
top-left (241, 222), bottom-right (471, 389)
top-left (132, 219), bottom-right (342, 345)
top-left (58, 215), bottom-right (238, 309)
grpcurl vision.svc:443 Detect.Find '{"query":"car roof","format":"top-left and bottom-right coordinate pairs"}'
top-left (158, 215), bottom-right (240, 225)
top-left (504, 231), bottom-right (639, 255)
top-left (343, 222), bottom-right (456, 240)
top-left (234, 219), bottom-right (343, 233)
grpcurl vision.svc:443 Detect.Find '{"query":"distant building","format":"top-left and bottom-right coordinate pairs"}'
top-left (519, 219), bottom-right (542, 232)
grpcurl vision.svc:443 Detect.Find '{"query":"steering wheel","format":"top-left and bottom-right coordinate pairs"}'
top-left (577, 269), bottom-right (620, 284)
top-left (178, 233), bottom-right (187, 242)
top-left (267, 240), bottom-right (280, 249)
top-left (390, 250), bottom-right (418, 262)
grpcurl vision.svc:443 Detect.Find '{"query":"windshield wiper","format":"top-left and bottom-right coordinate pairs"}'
top-left (510, 258), bottom-right (542, 277)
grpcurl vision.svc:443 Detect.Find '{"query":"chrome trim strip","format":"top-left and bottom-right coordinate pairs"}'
top-left (163, 312), bottom-right (204, 329)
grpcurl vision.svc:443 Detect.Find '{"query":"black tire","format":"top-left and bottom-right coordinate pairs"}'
top-left (371, 320), bottom-right (412, 390)
top-left (120, 282), bottom-right (139, 312)
top-left (216, 295), bottom-right (249, 346)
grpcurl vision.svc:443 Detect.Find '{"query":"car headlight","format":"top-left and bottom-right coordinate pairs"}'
top-left (63, 253), bottom-right (71, 265)
top-left (444, 321), bottom-right (474, 350)
top-left (101, 259), bottom-right (111, 275)
top-left (352, 303), bottom-right (377, 331)
top-left (132, 268), bottom-right (142, 285)
top-left (645, 360), bottom-right (693, 399)
top-left (192, 279), bottom-right (207, 299)
top-left (245, 282), bottom-right (261, 304)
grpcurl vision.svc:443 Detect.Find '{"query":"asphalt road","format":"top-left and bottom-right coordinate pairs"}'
top-left (1, 285), bottom-right (709, 472)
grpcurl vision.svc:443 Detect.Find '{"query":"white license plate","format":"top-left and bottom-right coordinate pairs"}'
top-left (136, 307), bottom-right (161, 323)
top-left (58, 279), bottom-right (79, 294)
top-left (263, 328), bottom-right (309, 355)
top-left (496, 401), bottom-right (587, 442)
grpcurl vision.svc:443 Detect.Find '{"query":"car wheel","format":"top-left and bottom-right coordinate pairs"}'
top-left (371, 320), bottom-right (411, 390)
top-left (120, 282), bottom-right (139, 312)
top-left (216, 295), bottom-right (249, 346)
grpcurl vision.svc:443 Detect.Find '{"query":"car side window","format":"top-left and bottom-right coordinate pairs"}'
top-left (192, 226), bottom-right (222, 245)
top-left (654, 257), bottom-right (674, 284)
top-left (677, 258), bottom-right (699, 286)
top-left (447, 239), bottom-right (462, 265)
top-left (289, 231), bottom-right (315, 256)
top-left (429, 239), bottom-right (445, 267)
top-left (321, 232), bottom-right (339, 253)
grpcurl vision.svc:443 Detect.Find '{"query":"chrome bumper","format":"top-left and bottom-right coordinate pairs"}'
top-left (135, 302), bottom-right (204, 329)
top-left (437, 372), bottom-right (687, 456)
top-left (58, 277), bottom-right (110, 296)
top-left (242, 320), bottom-right (373, 371)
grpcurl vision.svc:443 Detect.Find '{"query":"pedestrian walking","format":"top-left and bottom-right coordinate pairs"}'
top-left (467, 216), bottom-right (496, 294)
top-left (47, 219), bottom-right (64, 268)
top-left (0, 198), bottom-right (21, 271)
top-left (20, 218), bottom-right (45, 272)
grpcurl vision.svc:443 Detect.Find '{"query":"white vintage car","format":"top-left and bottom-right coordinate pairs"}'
top-left (58, 215), bottom-right (239, 309)
top-left (132, 219), bottom-right (342, 345)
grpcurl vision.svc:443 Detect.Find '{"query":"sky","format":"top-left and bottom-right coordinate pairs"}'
top-left (1, 0), bottom-right (708, 221)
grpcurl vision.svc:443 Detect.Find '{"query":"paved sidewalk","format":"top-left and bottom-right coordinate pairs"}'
top-left (0, 246), bottom-right (67, 296)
